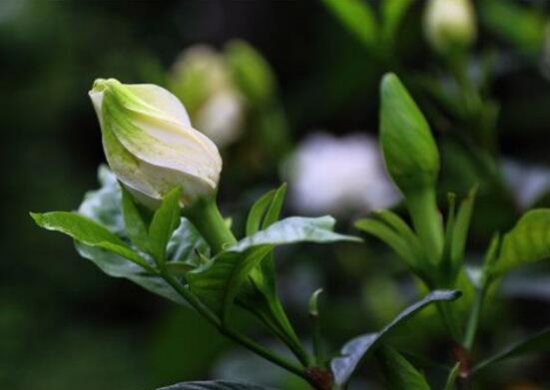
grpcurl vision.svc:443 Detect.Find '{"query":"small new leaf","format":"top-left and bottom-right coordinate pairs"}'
top-left (121, 185), bottom-right (150, 253)
top-left (376, 346), bottom-right (431, 390)
top-left (30, 211), bottom-right (150, 270)
top-left (149, 187), bottom-right (183, 265)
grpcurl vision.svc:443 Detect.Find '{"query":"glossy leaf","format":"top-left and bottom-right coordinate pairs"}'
top-left (234, 216), bottom-right (361, 252)
top-left (188, 216), bottom-right (359, 315)
top-left (75, 242), bottom-right (185, 305)
top-left (493, 209), bottom-right (550, 276)
top-left (261, 183), bottom-right (287, 229)
top-left (473, 327), bottom-right (550, 374)
top-left (148, 187), bottom-right (182, 264)
top-left (157, 380), bottom-right (269, 389)
top-left (78, 165), bottom-right (124, 235)
top-left (30, 211), bottom-right (150, 269)
top-left (331, 290), bottom-right (461, 386)
top-left (322, 0), bottom-right (378, 49)
top-left (376, 346), bottom-right (431, 390)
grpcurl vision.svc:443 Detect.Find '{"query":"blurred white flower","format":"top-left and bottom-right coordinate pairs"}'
top-left (284, 133), bottom-right (401, 216)
top-left (169, 45), bottom-right (244, 148)
top-left (502, 159), bottom-right (550, 208)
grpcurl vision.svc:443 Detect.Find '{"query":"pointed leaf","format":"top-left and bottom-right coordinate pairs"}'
top-left (493, 209), bottom-right (550, 276)
top-left (187, 246), bottom-right (273, 317)
top-left (331, 290), bottom-right (461, 386)
top-left (262, 183), bottom-right (287, 228)
top-left (234, 216), bottom-right (361, 253)
top-left (30, 211), bottom-right (150, 269)
top-left (246, 189), bottom-right (276, 236)
top-left (75, 242), bottom-right (185, 305)
top-left (376, 346), bottom-right (431, 390)
top-left (121, 185), bottom-right (150, 253)
top-left (451, 187), bottom-right (477, 267)
top-left (149, 187), bottom-right (182, 265)
top-left (157, 380), bottom-right (269, 390)
top-left (473, 327), bottom-right (550, 374)
top-left (356, 218), bottom-right (420, 271)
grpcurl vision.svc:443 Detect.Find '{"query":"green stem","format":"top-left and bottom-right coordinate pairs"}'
top-left (182, 195), bottom-right (317, 382)
top-left (406, 188), bottom-right (444, 264)
top-left (463, 283), bottom-right (486, 351)
top-left (437, 301), bottom-right (462, 342)
top-left (184, 195), bottom-right (237, 254)
top-left (160, 269), bottom-right (309, 381)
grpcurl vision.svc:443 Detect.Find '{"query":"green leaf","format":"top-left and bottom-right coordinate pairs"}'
top-left (246, 189), bottom-right (276, 236)
top-left (157, 380), bottom-right (268, 390)
top-left (376, 346), bottom-right (431, 390)
top-left (234, 216), bottom-right (361, 252)
top-left (473, 327), bottom-right (550, 374)
top-left (188, 216), bottom-right (359, 315)
top-left (480, 0), bottom-right (546, 56)
top-left (322, 0), bottom-right (378, 49)
top-left (79, 165), bottom-right (124, 235)
top-left (148, 187), bottom-right (182, 265)
top-left (30, 211), bottom-right (150, 270)
top-left (262, 183), bottom-right (287, 229)
top-left (121, 185), bottom-right (150, 253)
top-left (493, 209), bottom-right (550, 276)
top-left (75, 242), bottom-right (185, 305)
top-left (331, 290), bottom-right (461, 386)
top-left (451, 186), bottom-right (477, 268)
top-left (187, 246), bottom-right (273, 317)
top-left (245, 184), bottom-right (287, 236)
top-left (355, 218), bottom-right (421, 273)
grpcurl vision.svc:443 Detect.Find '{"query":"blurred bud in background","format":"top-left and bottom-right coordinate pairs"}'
top-left (284, 132), bottom-right (400, 217)
top-left (424, 0), bottom-right (477, 55)
top-left (502, 159), bottom-right (550, 209)
top-left (169, 45), bottom-right (245, 148)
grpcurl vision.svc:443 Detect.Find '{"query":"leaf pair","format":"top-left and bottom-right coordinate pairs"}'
top-left (121, 185), bottom-right (182, 266)
top-left (331, 290), bottom-right (460, 386)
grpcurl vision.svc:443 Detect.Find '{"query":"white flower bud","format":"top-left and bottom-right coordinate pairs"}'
top-left (89, 78), bottom-right (222, 208)
top-left (424, 0), bottom-right (477, 54)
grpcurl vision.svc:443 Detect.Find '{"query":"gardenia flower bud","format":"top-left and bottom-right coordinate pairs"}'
top-left (424, 0), bottom-right (476, 54)
top-left (89, 78), bottom-right (222, 208)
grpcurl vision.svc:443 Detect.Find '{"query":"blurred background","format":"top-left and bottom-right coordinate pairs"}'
top-left (1, 0), bottom-right (549, 389)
